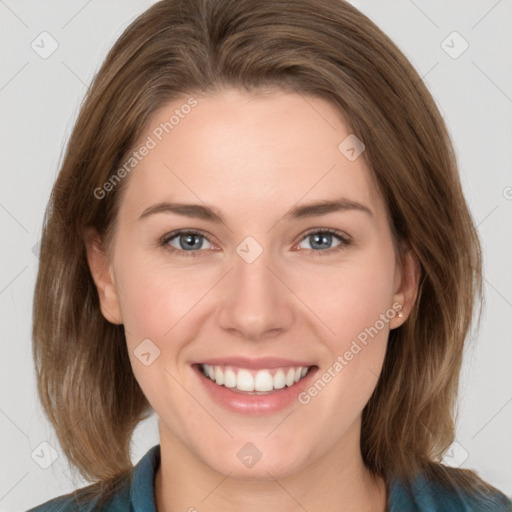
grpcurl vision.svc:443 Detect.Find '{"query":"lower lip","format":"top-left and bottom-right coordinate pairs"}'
top-left (193, 365), bottom-right (318, 415)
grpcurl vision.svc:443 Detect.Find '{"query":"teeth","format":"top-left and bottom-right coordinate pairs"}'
top-left (201, 364), bottom-right (310, 393)
top-left (224, 368), bottom-right (237, 388)
top-left (254, 370), bottom-right (273, 392)
top-left (273, 369), bottom-right (286, 389)
top-left (237, 369), bottom-right (255, 391)
top-left (214, 366), bottom-right (224, 386)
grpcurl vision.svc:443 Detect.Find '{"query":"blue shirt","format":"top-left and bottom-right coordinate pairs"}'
top-left (27, 444), bottom-right (512, 511)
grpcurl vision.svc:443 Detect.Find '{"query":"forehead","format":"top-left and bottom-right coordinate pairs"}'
top-left (119, 88), bottom-right (384, 224)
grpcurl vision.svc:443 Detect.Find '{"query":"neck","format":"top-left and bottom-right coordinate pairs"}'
top-left (155, 421), bottom-right (388, 512)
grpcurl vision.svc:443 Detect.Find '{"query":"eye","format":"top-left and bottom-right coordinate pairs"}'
top-left (296, 228), bottom-right (351, 255)
top-left (160, 230), bottom-right (215, 257)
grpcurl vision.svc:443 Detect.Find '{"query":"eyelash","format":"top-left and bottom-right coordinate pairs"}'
top-left (159, 228), bottom-right (351, 258)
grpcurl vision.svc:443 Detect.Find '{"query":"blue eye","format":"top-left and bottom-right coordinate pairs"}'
top-left (160, 228), bottom-right (351, 257)
top-left (161, 230), bottom-right (214, 257)
top-left (298, 229), bottom-right (349, 253)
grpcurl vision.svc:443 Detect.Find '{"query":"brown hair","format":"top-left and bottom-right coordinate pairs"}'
top-left (33, 0), bottom-right (501, 504)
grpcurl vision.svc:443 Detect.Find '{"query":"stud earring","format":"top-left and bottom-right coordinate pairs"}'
top-left (397, 307), bottom-right (403, 318)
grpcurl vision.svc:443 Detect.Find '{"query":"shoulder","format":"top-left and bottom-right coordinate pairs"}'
top-left (25, 480), bottom-right (131, 512)
top-left (25, 490), bottom-right (100, 512)
top-left (388, 469), bottom-right (512, 512)
top-left (25, 445), bottom-right (160, 512)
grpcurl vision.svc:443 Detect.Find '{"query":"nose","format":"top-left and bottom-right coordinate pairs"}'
top-left (216, 243), bottom-right (295, 342)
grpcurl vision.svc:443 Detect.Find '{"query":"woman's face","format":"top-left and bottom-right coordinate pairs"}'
top-left (89, 88), bottom-right (417, 479)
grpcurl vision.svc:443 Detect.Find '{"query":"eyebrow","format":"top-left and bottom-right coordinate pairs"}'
top-left (138, 197), bottom-right (373, 223)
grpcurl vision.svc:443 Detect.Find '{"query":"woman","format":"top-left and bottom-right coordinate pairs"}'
top-left (28, 0), bottom-right (512, 510)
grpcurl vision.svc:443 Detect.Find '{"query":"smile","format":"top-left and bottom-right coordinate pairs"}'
top-left (199, 364), bottom-right (312, 394)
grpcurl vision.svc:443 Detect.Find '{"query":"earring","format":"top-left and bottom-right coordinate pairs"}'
top-left (397, 307), bottom-right (403, 318)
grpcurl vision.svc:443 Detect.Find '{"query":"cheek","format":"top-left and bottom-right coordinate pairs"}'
top-left (113, 249), bottom-right (218, 393)
top-left (117, 269), bottom-right (169, 343)
top-left (114, 249), bottom-right (209, 344)
top-left (301, 251), bottom-right (396, 348)
top-left (300, 246), bottom-right (396, 405)
top-left (113, 252), bottom-right (203, 414)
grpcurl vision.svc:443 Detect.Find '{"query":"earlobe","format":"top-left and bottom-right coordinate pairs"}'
top-left (83, 228), bottom-right (123, 325)
top-left (390, 246), bottom-right (421, 329)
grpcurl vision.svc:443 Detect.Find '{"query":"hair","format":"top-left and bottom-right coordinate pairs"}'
top-left (32, 0), bottom-right (504, 506)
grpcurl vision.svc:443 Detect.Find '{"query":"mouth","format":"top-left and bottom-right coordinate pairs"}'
top-left (190, 357), bottom-right (319, 414)
top-left (197, 363), bottom-right (314, 395)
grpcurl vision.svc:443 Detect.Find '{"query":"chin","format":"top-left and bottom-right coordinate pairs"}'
top-left (199, 440), bottom-right (309, 480)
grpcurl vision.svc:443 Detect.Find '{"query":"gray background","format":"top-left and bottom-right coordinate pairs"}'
top-left (1, 1), bottom-right (511, 510)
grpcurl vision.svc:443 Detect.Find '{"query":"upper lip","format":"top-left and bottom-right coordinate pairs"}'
top-left (194, 357), bottom-right (316, 370)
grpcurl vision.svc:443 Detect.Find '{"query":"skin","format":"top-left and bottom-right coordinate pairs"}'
top-left (86, 88), bottom-right (420, 512)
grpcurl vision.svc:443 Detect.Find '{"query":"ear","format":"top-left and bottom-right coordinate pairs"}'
top-left (84, 227), bottom-right (123, 325)
top-left (389, 244), bottom-right (421, 329)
